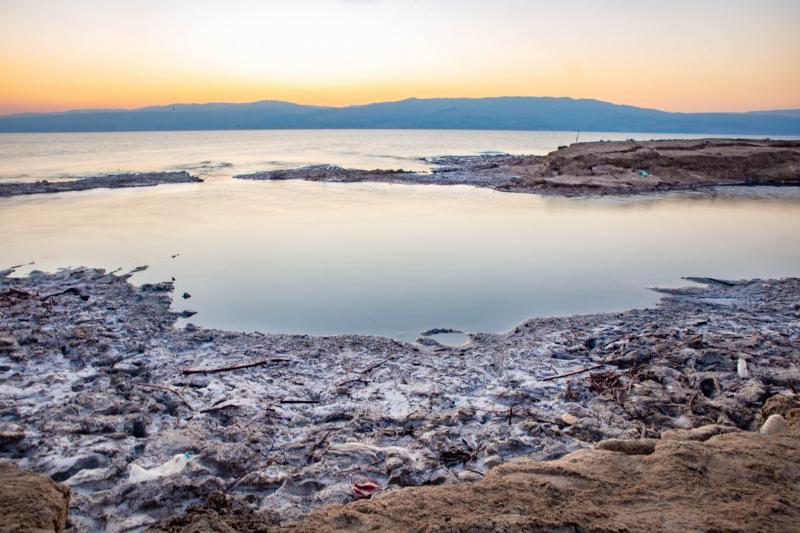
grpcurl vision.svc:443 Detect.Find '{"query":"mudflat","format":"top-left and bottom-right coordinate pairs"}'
top-left (1, 266), bottom-right (798, 530)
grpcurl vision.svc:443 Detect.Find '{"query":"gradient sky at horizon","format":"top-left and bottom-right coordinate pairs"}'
top-left (1, 0), bottom-right (799, 115)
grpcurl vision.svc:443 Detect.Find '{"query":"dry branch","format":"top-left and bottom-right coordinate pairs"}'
top-left (182, 358), bottom-right (290, 375)
top-left (541, 364), bottom-right (606, 382)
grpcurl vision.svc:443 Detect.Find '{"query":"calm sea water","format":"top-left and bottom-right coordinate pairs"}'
top-left (1, 130), bottom-right (799, 341)
top-left (2, 129), bottom-right (793, 182)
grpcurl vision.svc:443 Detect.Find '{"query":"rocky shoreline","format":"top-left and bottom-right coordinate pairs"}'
top-left (1, 266), bottom-right (798, 531)
top-left (162, 395), bottom-right (800, 532)
top-left (235, 138), bottom-right (800, 196)
top-left (1, 139), bottom-right (798, 200)
top-left (0, 172), bottom-right (201, 198)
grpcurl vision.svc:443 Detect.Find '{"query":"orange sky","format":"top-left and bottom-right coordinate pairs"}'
top-left (1, 0), bottom-right (799, 115)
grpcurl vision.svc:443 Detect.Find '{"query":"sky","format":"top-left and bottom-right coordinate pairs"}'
top-left (0, 0), bottom-right (799, 115)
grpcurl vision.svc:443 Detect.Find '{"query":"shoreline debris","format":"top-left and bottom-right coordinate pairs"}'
top-left (0, 266), bottom-right (797, 530)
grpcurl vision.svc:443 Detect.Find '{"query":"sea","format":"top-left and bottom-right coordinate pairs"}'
top-left (1, 129), bottom-right (799, 341)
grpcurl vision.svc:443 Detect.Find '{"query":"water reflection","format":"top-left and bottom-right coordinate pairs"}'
top-left (3, 129), bottom-right (790, 182)
top-left (1, 181), bottom-right (799, 340)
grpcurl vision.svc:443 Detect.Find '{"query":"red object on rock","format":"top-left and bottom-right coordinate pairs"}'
top-left (351, 476), bottom-right (382, 500)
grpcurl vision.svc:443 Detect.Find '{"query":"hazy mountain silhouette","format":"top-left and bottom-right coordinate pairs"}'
top-left (1, 97), bottom-right (799, 134)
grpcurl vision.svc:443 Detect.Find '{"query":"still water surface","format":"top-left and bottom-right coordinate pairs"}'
top-left (1, 130), bottom-right (799, 340)
top-left (2, 129), bottom-right (792, 182)
top-left (2, 180), bottom-right (799, 341)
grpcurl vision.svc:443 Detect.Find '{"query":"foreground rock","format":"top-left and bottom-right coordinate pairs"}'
top-left (235, 139), bottom-right (800, 196)
top-left (257, 397), bottom-right (800, 532)
top-left (0, 172), bottom-right (201, 198)
top-left (0, 462), bottom-right (70, 532)
top-left (0, 268), bottom-right (798, 531)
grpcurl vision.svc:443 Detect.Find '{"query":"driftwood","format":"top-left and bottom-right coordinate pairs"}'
top-left (335, 354), bottom-right (398, 387)
top-left (199, 402), bottom-right (242, 414)
top-left (182, 358), bottom-right (290, 375)
top-left (541, 364), bottom-right (606, 381)
top-left (359, 354), bottom-right (397, 374)
top-left (336, 378), bottom-right (368, 387)
top-left (306, 429), bottom-right (333, 464)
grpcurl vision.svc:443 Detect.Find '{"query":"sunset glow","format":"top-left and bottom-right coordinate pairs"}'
top-left (1, 0), bottom-right (799, 114)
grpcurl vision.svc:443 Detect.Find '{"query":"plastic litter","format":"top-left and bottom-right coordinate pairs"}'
top-left (737, 358), bottom-right (749, 379)
top-left (638, 170), bottom-right (650, 177)
top-left (128, 452), bottom-right (191, 483)
top-left (351, 475), bottom-right (382, 500)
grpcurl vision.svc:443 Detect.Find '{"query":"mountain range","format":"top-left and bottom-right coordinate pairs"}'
top-left (1, 97), bottom-right (799, 134)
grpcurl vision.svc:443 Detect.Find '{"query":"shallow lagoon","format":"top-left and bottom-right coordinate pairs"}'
top-left (2, 178), bottom-right (799, 341)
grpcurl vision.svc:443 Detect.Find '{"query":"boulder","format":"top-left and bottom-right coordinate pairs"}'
top-left (0, 462), bottom-right (70, 532)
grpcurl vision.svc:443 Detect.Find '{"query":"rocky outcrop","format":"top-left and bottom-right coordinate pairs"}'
top-left (521, 138), bottom-right (800, 195)
top-left (235, 139), bottom-right (800, 196)
top-left (264, 397), bottom-right (800, 532)
top-left (151, 397), bottom-right (800, 532)
top-left (0, 462), bottom-right (70, 532)
top-left (0, 171), bottom-right (201, 198)
top-left (235, 165), bottom-right (419, 184)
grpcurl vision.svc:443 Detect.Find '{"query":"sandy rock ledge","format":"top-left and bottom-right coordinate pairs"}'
top-left (0, 461), bottom-right (70, 533)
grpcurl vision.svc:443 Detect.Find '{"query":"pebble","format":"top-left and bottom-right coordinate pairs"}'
top-left (561, 414), bottom-right (580, 426)
top-left (760, 414), bottom-right (786, 435)
top-left (483, 455), bottom-right (503, 468)
top-left (457, 470), bottom-right (483, 482)
top-left (0, 335), bottom-right (18, 353)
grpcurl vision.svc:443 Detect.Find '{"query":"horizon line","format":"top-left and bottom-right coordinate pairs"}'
top-left (3, 95), bottom-right (800, 119)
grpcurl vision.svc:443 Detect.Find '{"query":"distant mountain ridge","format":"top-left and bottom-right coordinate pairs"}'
top-left (1, 97), bottom-right (799, 134)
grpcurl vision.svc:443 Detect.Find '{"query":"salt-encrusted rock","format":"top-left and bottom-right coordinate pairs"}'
top-left (257, 406), bottom-right (800, 533)
top-left (0, 335), bottom-right (18, 353)
top-left (483, 455), bottom-right (503, 468)
top-left (1, 267), bottom-right (798, 529)
top-left (0, 171), bottom-right (201, 198)
top-left (457, 470), bottom-right (483, 482)
top-left (234, 139), bottom-right (800, 197)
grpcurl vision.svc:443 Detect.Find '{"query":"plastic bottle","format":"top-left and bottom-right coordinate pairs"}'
top-left (128, 452), bottom-right (191, 483)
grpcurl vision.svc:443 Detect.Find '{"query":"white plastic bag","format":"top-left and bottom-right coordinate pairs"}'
top-left (128, 452), bottom-right (191, 483)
